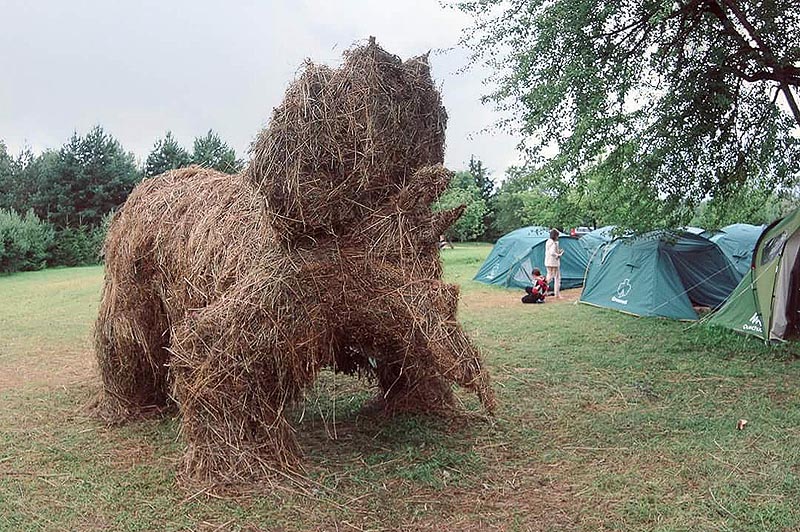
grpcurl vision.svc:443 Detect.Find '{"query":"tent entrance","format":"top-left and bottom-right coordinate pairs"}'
top-left (785, 251), bottom-right (800, 338)
top-left (771, 230), bottom-right (800, 340)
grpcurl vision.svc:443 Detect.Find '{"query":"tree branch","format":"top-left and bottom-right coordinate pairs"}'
top-left (711, 0), bottom-right (800, 125)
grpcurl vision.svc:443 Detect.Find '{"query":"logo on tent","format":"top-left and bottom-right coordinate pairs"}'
top-left (611, 278), bottom-right (631, 305)
top-left (742, 312), bottom-right (763, 333)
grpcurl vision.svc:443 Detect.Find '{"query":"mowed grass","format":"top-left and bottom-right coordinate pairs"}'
top-left (1, 244), bottom-right (799, 531)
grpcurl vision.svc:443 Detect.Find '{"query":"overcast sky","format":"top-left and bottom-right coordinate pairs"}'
top-left (0, 0), bottom-right (522, 177)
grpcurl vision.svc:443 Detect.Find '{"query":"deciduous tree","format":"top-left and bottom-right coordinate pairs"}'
top-left (435, 171), bottom-right (488, 241)
top-left (458, 0), bottom-right (800, 228)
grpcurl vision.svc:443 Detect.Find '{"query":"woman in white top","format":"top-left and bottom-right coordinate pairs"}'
top-left (544, 229), bottom-right (565, 299)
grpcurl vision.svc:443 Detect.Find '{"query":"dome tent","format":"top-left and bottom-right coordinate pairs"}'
top-left (709, 223), bottom-right (766, 278)
top-left (579, 231), bottom-right (740, 320)
top-left (708, 209), bottom-right (800, 341)
top-left (474, 226), bottom-right (589, 289)
top-left (580, 225), bottom-right (616, 257)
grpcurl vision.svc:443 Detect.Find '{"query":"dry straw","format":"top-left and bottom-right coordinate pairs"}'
top-left (94, 38), bottom-right (495, 486)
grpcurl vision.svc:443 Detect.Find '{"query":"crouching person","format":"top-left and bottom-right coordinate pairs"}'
top-left (521, 268), bottom-right (548, 304)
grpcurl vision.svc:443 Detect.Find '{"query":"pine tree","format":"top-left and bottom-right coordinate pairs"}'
top-left (144, 132), bottom-right (191, 178)
top-left (191, 130), bottom-right (243, 173)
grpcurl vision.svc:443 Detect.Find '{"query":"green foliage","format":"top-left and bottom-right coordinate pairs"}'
top-left (0, 146), bottom-right (55, 215)
top-left (30, 126), bottom-right (140, 228)
top-left (692, 185), bottom-right (798, 228)
top-left (0, 142), bottom-right (13, 209)
top-left (191, 130), bottom-right (243, 173)
top-left (467, 156), bottom-right (498, 240)
top-left (435, 171), bottom-right (487, 241)
top-left (144, 131), bottom-right (191, 177)
top-left (47, 225), bottom-right (106, 268)
top-left (0, 208), bottom-right (54, 274)
top-left (468, 156), bottom-right (494, 203)
top-left (491, 142), bottom-right (685, 234)
top-left (9, 150), bottom-right (59, 215)
top-left (47, 213), bottom-right (110, 268)
top-left (458, 0), bottom-right (800, 230)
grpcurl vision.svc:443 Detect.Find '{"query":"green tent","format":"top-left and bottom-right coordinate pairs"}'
top-left (579, 231), bottom-right (740, 320)
top-left (474, 226), bottom-right (589, 289)
top-left (709, 223), bottom-right (766, 278)
top-left (707, 209), bottom-right (800, 341)
top-left (473, 226), bottom-right (549, 286)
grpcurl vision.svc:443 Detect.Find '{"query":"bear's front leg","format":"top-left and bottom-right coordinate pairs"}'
top-left (94, 277), bottom-right (172, 422)
top-left (169, 288), bottom-right (327, 484)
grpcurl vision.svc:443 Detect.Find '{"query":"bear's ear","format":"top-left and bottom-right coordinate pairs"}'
top-left (404, 51), bottom-right (431, 78)
top-left (405, 51), bottom-right (430, 66)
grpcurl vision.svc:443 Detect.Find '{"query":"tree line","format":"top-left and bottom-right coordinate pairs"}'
top-left (2, 120), bottom-right (794, 275)
top-left (0, 127), bottom-right (243, 273)
top-left (0, 125), bottom-right (496, 275)
top-left (439, 155), bottom-right (798, 244)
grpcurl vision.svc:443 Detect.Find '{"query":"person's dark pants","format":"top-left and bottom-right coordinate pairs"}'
top-left (522, 287), bottom-right (544, 304)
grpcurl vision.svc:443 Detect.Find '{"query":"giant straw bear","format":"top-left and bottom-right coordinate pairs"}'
top-left (95, 38), bottom-right (495, 484)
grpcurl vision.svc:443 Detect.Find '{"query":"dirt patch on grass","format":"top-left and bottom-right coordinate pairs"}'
top-left (103, 439), bottom-right (163, 471)
top-left (462, 287), bottom-right (582, 311)
top-left (0, 347), bottom-right (95, 392)
top-left (427, 471), bottom-right (580, 531)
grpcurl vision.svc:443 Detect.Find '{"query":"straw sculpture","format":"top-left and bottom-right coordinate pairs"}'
top-left (94, 38), bottom-right (495, 484)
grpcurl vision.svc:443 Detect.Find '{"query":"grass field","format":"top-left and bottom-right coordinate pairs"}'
top-left (1, 244), bottom-right (799, 531)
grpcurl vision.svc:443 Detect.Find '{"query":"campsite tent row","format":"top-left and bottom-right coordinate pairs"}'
top-left (473, 221), bottom-right (792, 340)
top-left (473, 224), bottom-right (758, 304)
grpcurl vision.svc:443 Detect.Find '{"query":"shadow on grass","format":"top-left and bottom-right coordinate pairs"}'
top-left (292, 379), bottom-right (490, 491)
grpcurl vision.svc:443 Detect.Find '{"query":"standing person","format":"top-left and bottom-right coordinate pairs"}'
top-left (545, 229), bottom-right (565, 299)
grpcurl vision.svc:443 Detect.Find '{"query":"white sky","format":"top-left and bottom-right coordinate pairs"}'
top-left (0, 0), bottom-right (522, 177)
